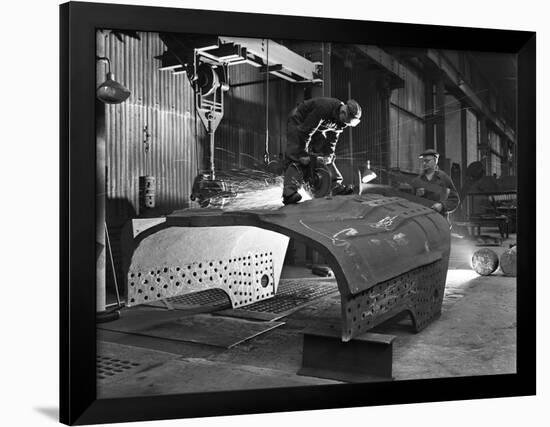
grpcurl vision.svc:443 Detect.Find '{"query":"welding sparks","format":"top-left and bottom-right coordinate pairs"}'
top-left (192, 168), bottom-right (316, 211)
top-left (222, 178), bottom-right (314, 211)
top-left (224, 178), bottom-right (285, 210)
top-left (297, 186), bottom-right (313, 203)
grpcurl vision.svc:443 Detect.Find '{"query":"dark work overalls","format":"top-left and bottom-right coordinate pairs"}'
top-left (282, 97), bottom-right (348, 198)
top-left (411, 169), bottom-right (460, 215)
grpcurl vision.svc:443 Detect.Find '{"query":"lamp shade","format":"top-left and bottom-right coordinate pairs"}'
top-left (97, 72), bottom-right (131, 104)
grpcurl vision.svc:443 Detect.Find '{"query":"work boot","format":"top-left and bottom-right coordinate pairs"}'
top-left (332, 184), bottom-right (354, 196)
top-left (282, 192), bottom-right (302, 205)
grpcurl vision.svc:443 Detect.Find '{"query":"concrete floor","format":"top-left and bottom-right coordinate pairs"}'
top-left (97, 231), bottom-right (516, 398)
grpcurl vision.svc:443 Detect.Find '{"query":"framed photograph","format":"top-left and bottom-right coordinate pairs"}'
top-left (60, 1), bottom-right (535, 424)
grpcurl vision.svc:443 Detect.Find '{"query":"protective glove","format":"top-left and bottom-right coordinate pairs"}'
top-left (431, 202), bottom-right (443, 212)
top-left (316, 154), bottom-right (334, 165)
top-left (298, 156), bottom-right (311, 165)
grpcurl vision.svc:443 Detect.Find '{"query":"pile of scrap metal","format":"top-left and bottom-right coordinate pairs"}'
top-left (121, 187), bottom-right (450, 342)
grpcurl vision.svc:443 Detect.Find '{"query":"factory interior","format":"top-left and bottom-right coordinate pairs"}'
top-left (95, 29), bottom-right (518, 397)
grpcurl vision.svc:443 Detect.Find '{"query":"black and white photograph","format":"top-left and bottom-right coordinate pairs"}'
top-left (2, 0), bottom-right (538, 426)
top-left (95, 20), bottom-right (521, 397)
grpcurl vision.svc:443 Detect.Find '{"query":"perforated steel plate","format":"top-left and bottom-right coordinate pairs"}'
top-left (127, 251), bottom-right (275, 309)
top-left (99, 314), bottom-right (285, 349)
top-left (342, 259), bottom-right (447, 341)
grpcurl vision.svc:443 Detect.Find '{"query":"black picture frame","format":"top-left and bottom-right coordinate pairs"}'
top-left (60, 1), bottom-right (536, 424)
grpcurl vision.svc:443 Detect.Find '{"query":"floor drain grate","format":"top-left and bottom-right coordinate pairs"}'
top-left (97, 355), bottom-right (141, 380)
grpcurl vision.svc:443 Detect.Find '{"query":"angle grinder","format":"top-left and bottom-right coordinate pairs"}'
top-left (306, 154), bottom-right (333, 198)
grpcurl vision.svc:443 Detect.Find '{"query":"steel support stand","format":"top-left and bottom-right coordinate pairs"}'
top-left (298, 327), bottom-right (396, 383)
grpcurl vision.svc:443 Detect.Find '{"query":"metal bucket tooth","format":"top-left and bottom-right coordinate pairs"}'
top-left (122, 192), bottom-right (451, 341)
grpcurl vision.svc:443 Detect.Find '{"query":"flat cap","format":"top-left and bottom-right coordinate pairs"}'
top-left (419, 148), bottom-right (439, 158)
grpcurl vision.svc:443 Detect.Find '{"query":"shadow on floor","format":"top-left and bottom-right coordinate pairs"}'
top-left (33, 407), bottom-right (58, 422)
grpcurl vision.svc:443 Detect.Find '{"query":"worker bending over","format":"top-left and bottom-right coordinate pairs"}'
top-left (282, 97), bottom-right (362, 205)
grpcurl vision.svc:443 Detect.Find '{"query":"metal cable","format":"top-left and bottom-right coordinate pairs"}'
top-left (193, 64), bottom-right (200, 175)
top-left (265, 39), bottom-right (270, 164)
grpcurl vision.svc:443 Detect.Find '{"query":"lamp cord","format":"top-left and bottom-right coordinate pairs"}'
top-left (96, 56), bottom-right (111, 74)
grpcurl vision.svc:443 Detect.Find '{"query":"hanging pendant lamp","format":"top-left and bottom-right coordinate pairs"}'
top-left (96, 56), bottom-right (131, 104)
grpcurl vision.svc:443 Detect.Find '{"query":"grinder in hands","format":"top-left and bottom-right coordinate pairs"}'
top-left (305, 154), bottom-right (353, 198)
top-left (282, 97), bottom-right (362, 205)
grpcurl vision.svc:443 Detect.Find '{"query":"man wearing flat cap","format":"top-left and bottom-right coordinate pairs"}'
top-left (282, 97), bottom-right (362, 205)
top-left (412, 149), bottom-right (459, 216)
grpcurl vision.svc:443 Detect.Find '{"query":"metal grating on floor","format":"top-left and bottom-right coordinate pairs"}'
top-left (160, 288), bottom-right (230, 307)
top-left (215, 279), bottom-right (339, 321)
top-left (240, 280), bottom-right (337, 313)
top-left (97, 355), bottom-right (141, 380)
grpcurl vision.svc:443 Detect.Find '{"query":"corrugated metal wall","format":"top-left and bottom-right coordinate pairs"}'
top-left (98, 31), bottom-right (204, 223)
top-left (98, 31), bottom-right (295, 223)
top-left (330, 57), bottom-right (389, 186)
top-left (466, 108), bottom-right (479, 165)
top-left (389, 62), bottom-right (425, 173)
top-left (361, 75), bottom-right (390, 178)
top-left (444, 94), bottom-right (463, 168)
top-left (218, 63), bottom-right (294, 169)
